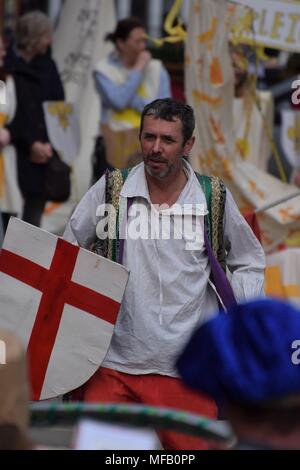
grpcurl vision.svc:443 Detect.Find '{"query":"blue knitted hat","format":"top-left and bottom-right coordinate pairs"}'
top-left (177, 299), bottom-right (300, 405)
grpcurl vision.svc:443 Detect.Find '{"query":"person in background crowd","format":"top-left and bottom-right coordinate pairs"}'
top-left (178, 298), bottom-right (300, 450)
top-left (93, 17), bottom-right (171, 176)
top-left (0, 36), bottom-right (22, 232)
top-left (2, 11), bottom-right (64, 227)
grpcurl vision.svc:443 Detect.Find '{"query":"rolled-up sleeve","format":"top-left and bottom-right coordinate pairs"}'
top-left (223, 189), bottom-right (266, 302)
top-left (63, 175), bottom-right (106, 248)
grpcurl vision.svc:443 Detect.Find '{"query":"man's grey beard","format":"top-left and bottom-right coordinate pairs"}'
top-left (145, 163), bottom-right (171, 179)
top-left (144, 157), bottom-right (184, 179)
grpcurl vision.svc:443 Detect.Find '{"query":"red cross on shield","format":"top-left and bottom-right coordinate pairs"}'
top-left (0, 218), bottom-right (129, 400)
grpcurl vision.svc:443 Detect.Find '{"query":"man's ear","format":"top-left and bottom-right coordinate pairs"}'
top-left (183, 136), bottom-right (195, 156)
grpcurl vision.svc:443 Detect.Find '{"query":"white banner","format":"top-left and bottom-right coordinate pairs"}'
top-left (43, 101), bottom-right (81, 165)
top-left (231, 0), bottom-right (300, 52)
top-left (186, 0), bottom-right (300, 251)
top-left (53, 0), bottom-right (116, 198)
top-left (266, 248), bottom-right (300, 306)
top-left (281, 110), bottom-right (300, 168)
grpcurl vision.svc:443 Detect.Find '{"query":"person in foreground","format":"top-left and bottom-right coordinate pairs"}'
top-left (64, 98), bottom-right (265, 450)
top-left (177, 298), bottom-right (300, 450)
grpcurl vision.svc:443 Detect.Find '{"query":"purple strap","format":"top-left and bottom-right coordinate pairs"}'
top-left (204, 230), bottom-right (237, 311)
top-left (119, 198), bottom-right (236, 311)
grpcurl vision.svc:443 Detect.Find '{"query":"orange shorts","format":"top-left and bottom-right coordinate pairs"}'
top-left (83, 367), bottom-right (217, 450)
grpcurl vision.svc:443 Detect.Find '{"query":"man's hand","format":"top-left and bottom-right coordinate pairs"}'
top-left (30, 142), bottom-right (53, 164)
top-left (0, 128), bottom-right (11, 151)
top-left (134, 51), bottom-right (151, 71)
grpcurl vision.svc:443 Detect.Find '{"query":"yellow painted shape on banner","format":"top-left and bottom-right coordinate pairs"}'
top-left (197, 17), bottom-right (218, 46)
top-left (231, 10), bottom-right (254, 46)
top-left (112, 109), bottom-right (141, 128)
top-left (236, 138), bottom-right (250, 158)
top-left (48, 102), bottom-right (73, 131)
top-left (210, 57), bottom-right (224, 86)
top-left (193, 90), bottom-right (223, 107)
top-left (279, 207), bottom-right (300, 223)
top-left (287, 114), bottom-right (300, 152)
top-left (266, 265), bottom-right (300, 299)
top-left (286, 230), bottom-right (300, 247)
top-left (209, 116), bottom-right (225, 144)
top-left (221, 157), bottom-right (234, 181)
top-left (248, 180), bottom-right (266, 200)
top-left (265, 266), bottom-right (286, 298)
top-left (285, 284), bottom-right (300, 298)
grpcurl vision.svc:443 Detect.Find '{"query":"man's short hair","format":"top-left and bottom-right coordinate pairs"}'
top-left (140, 98), bottom-right (195, 145)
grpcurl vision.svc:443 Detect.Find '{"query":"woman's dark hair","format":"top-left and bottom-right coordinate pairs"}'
top-left (105, 17), bottom-right (144, 44)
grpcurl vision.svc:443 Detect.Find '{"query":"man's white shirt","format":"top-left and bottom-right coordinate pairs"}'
top-left (64, 162), bottom-right (265, 377)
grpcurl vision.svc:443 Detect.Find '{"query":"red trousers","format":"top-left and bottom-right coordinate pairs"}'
top-left (83, 367), bottom-right (217, 450)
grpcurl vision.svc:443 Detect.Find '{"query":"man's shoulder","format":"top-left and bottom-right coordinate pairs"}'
top-left (194, 172), bottom-right (226, 188)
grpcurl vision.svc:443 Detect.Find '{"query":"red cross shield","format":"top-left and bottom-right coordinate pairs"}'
top-left (0, 218), bottom-right (129, 400)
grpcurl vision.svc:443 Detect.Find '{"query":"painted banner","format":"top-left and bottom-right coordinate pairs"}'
top-left (52, 0), bottom-right (116, 198)
top-left (0, 76), bottom-right (22, 216)
top-left (41, 0), bottom-right (116, 234)
top-left (43, 101), bottom-right (81, 165)
top-left (186, 0), bottom-right (300, 254)
top-left (265, 248), bottom-right (300, 306)
top-left (0, 218), bottom-right (129, 400)
top-left (281, 110), bottom-right (300, 168)
top-left (230, 0), bottom-right (300, 52)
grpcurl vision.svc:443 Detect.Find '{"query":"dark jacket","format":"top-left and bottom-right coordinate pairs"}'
top-left (6, 51), bottom-right (64, 195)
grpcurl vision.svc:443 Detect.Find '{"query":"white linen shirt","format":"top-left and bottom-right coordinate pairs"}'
top-left (63, 162), bottom-right (266, 377)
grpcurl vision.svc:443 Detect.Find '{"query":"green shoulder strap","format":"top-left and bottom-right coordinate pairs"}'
top-left (91, 168), bottom-right (132, 261)
top-left (195, 172), bottom-right (227, 270)
top-left (194, 173), bottom-right (213, 246)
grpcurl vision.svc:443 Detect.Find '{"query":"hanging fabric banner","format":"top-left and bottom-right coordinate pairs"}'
top-left (230, 0), bottom-right (300, 52)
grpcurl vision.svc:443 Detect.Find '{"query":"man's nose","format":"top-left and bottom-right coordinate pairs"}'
top-left (152, 138), bottom-right (162, 153)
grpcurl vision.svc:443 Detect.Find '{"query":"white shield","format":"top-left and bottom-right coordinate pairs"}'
top-left (281, 110), bottom-right (300, 169)
top-left (0, 218), bottom-right (129, 400)
top-left (43, 101), bottom-right (81, 165)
